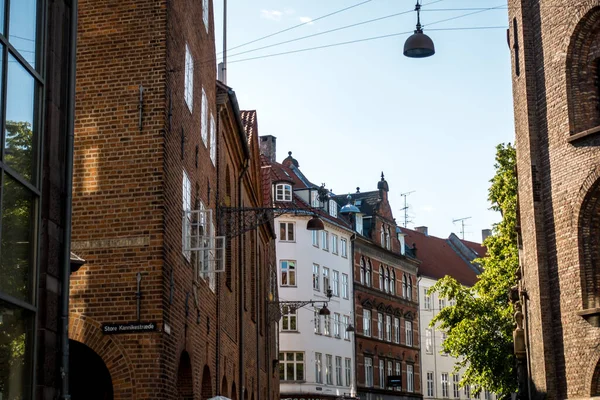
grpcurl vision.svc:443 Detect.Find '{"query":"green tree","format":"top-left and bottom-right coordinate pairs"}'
top-left (430, 143), bottom-right (518, 398)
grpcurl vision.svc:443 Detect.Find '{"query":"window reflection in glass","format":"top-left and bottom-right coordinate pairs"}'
top-left (9, 0), bottom-right (38, 69)
top-left (0, 174), bottom-right (35, 302)
top-left (5, 55), bottom-right (37, 182)
top-left (0, 299), bottom-right (33, 398)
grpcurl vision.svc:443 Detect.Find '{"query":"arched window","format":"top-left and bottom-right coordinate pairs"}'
top-left (381, 226), bottom-right (385, 246)
top-left (360, 258), bottom-right (365, 285)
top-left (566, 7), bottom-right (600, 136)
top-left (385, 227), bottom-right (391, 250)
top-left (407, 276), bottom-right (413, 300)
top-left (379, 266), bottom-right (384, 290)
top-left (384, 268), bottom-right (390, 293)
top-left (390, 270), bottom-right (396, 295)
top-left (579, 175), bottom-right (600, 324)
top-left (366, 261), bottom-right (372, 287)
top-left (402, 274), bottom-right (407, 298)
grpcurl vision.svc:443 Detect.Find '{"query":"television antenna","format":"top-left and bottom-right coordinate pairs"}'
top-left (400, 191), bottom-right (415, 228)
top-left (452, 216), bottom-right (471, 240)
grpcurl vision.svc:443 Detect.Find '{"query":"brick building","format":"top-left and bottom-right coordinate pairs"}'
top-left (0, 0), bottom-right (77, 399)
top-left (69, 1), bottom-right (277, 399)
top-left (508, 0), bottom-right (600, 398)
top-left (334, 176), bottom-right (422, 400)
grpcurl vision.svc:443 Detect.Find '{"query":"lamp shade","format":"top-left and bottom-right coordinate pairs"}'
top-left (403, 30), bottom-right (435, 58)
top-left (306, 215), bottom-right (325, 231)
top-left (340, 203), bottom-right (360, 215)
top-left (319, 304), bottom-right (331, 316)
top-left (345, 324), bottom-right (355, 333)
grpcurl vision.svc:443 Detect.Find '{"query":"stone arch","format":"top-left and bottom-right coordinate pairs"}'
top-left (578, 176), bottom-right (600, 316)
top-left (221, 376), bottom-right (228, 397)
top-left (69, 339), bottom-right (114, 399)
top-left (177, 351), bottom-right (194, 400)
top-left (68, 314), bottom-right (135, 398)
top-left (200, 365), bottom-right (213, 400)
top-left (589, 352), bottom-right (600, 396)
top-left (231, 382), bottom-right (237, 400)
top-left (566, 6), bottom-right (600, 135)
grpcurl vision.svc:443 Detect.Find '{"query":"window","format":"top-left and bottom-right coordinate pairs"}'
top-left (341, 238), bottom-right (348, 257)
top-left (427, 371), bottom-right (434, 397)
top-left (402, 274), bottom-right (407, 298)
top-left (334, 313), bottom-right (341, 338)
top-left (426, 328), bottom-right (433, 354)
top-left (405, 320), bottom-right (413, 346)
top-left (182, 170), bottom-right (192, 260)
top-left (314, 308), bottom-right (321, 334)
top-left (365, 357), bottom-right (373, 387)
top-left (202, 0), bottom-right (209, 31)
top-left (279, 352), bottom-right (304, 381)
top-left (377, 312), bottom-right (383, 340)
top-left (209, 113), bottom-right (216, 165)
top-left (329, 199), bottom-right (338, 218)
top-left (380, 227), bottom-right (385, 247)
top-left (345, 358), bottom-right (352, 387)
top-left (441, 331), bottom-right (448, 355)
top-left (360, 258), bottom-right (365, 284)
top-left (453, 374), bottom-right (460, 398)
top-left (343, 315), bottom-right (351, 340)
top-left (313, 264), bottom-right (320, 291)
top-left (379, 359), bottom-right (385, 387)
top-left (439, 298), bottom-right (446, 310)
top-left (279, 222), bottom-right (295, 242)
top-left (281, 306), bottom-right (297, 331)
top-left (407, 276), bottom-right (413, 300)
top-left (332, 234), bottom-right (338, 254)
top-left (280, 260), bottom-right (296, 286)
top-left (465, 384), bottom-right (471, 399)
top-left (385, 268), bottom-right (390, 293)
top-left (342, 273), bottom-right (349, 299)
top-left (407, 364), bottom-right (414, 393)
top-left (312, 230), bottom-right (319, 247)
top-left (390, 270), bottom-right (395, 295)
top-left (366, 261), bottom-right (372, 287)
top-left (324, 315), bottom-right (331, 336)
top-left (394, 317), bottom-right (400, 343)
top-left (323, 267), bottom-right (330, 293)
top-left (201, 88), bottom-right (208, 145)
top-left (326, 355), bottom-right (333, 385)
top-left (275, 183), bottom-right (292, 202)
top-left (363, 309), bottom-right (371, 337)
top-left (485, 390), bottom-right (490, 400)
top-left (385, 227), bottom-right (391, 250)
top-left (424, 288), bottom-right (431, 310)
top-left (184, 44), bottom-right (193, 111)
top-left (315, 353), bottom-right (323, 384)
top-left (379, 266), bottom-right (384, 290)
top-left (336, 356), bottom-right (343, 386)
top-left (322, 230), bottom-right (329, 251)
top-left (385, 315), bottom-right (392, 342)
top-left (387, 361), bottom-right (393, 389)
top-left (332, 270), bottom-right (339, 297)
top-left (356, 214), bottom-right (363, 235)
top-left (311, 191), bottom-right (319, 207)
top-left (474, 389), bottom-right (480, 399)
top-left (442, 373), bottom-right (449, 398)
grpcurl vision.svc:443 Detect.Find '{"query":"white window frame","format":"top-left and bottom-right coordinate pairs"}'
top-left (209, 113), bottom-right (216, 165)
top-left (407, 364), bottom-right (414, 393)
top-left (322, 230), bottom-right (329, 251)
top-left (279, 221), bottom-right (295, 242)
top-left (279, 352), bottom-right (304, 381)
top-left (395, 362), bottom-right (402, 391)
top-left (424, 288), bottom-right (431, 310)
top-left (326, 354), bottom-right (333, 385)
top-left (381, 228), bottom-right (385, 247)
top-left (336, 356), bottom-right (343, 386)
top-left (379, 266), bottom-right (384, 290)
top-left (313, 264), bottom-right (320, 291)
top-left (394, 317), bottom-right (400, 343)
top-left (405, 320), bottom-right (413, 346)
top-left (426, 328), bottom-right (433, 354)
top-left (312, 230), bottom-right (319, 247)
top-left (332, 234), bottom-right (338, 254)
top-left (345, 358), bottom-right (352, 387)
top-left (365, 357), bottom-right (373, 387)
top-left (182, 170), bottom-right (192, 260)
top-left (439, 298), bottom-right (446, 311)
top-left (343, 315), bottom-right (350, 340)
top-left (385, 315), bottom-right (392, 342)
top-left (453, 374), bottom-right (460, 398)
top-left (390, 270), bottom-right (396, 295)
top-left (442, 373), bottom-right (449, 398)
top-left (356, 214), bottom-right (363, 235)
top-left (281, 306), bottom-right (297, 332)
top-left (363, 309), bottom-right (371, 337)
top-left (360, 259), bottom-right (365, 284)
top-left (342, 273), bottom-right (349, 299)
top-left (402, 274), bottom-right (407, 298)
top-left (427, 371), bottom-right (435, 397)
top-left (323, 267), bottom-right (330, 293)
top-left (311, 190), bottom-right (319, 207)
top-left (379, 359), bottom-right (385, 388)
top-left (341, 238), bottom-right (348, 257)
top-left (275, 183), bottom-right (292, 202)
top-left (184, 44), bottom-right (193, 112)
top-left (442, 331), bottom-right (449, 356)
top-left (201, 88), bottom-right (208, 145)
top-left (202, 0), bottom-right (209, 32)
top-left (315, 353), bottom-right (323, 384)
top-left (324, 315), bottom-right (331, 336)
top-left (280, 260), bottom-right (296, 286)
top-left (329, 199), bottom-right (338, 218)
top-left (314, 308), bottom-right (321, 334)
top-left (334, 313), bottom-right (341, 338)
top-left (387, 361), bottom-right (393, 389)
top-left (465, 384), bottom-right (471, 399)
top-left (377, 312), bottom-right (383, 340)
top-left (385, 268), bottom-right (390, 293)
top-left (332, 270), bottom-right (340, 297)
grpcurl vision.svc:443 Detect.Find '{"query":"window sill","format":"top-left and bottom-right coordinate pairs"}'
top-left (568, 125), bottom-right (600, 143)
top-left (281, 331), bottom-right (301, 334)
top-left (281, 286), bottom-right (298, 288)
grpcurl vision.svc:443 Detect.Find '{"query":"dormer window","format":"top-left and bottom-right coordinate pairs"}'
top-left (355, 214), bottom-right (363, 235)
top-left (329, 200), bottom-right (337, 218)
top-left (275, 183), bottom-right (292, 202)
top-left (311, 191), bottom-right (319, 207)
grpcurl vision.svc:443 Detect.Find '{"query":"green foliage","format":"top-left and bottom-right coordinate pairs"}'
top-left (430, 143), bottom-right (518, 398)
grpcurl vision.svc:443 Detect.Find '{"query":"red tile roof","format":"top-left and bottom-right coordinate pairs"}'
top-left (400, 227), bottom-right (481, 287)
top-left (240, 110), bottom-right (257, 144)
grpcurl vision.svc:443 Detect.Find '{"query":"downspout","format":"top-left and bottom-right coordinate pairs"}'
top-left (238, 159), bottom-right (249, 400)
top-left (215, 105), bottom-right (221, 395)
top-left (60, 0), bottom-right (78, 398)
top-left (350, 233), bottom-right (357, 397)
top-left (255, 228), bottom-right (260, 400)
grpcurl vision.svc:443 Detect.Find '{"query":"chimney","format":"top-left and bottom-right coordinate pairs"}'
top-left (482, 229), bottom-right (492, 242)
top-left (415, 226), bottom-right (428, 236)
top-left (259, 135), bottom-right (277, 163)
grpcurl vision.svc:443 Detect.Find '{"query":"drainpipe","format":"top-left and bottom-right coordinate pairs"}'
top-left (215, 107), bottom-right (221, 395)
top-left (238, 159), bottom-right (249, 400)
top-left (60, 0), bottom-right (78, 398)
top-left (255, 228), bottom-right (260, 400)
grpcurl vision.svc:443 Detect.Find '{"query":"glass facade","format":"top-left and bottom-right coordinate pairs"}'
top-left (0, 0), bottom-right (42, 399)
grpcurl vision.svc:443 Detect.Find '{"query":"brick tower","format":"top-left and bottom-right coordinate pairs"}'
top-left (508, 0), bottom-right (600, 398)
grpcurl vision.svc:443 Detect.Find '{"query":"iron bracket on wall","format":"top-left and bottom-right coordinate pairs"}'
top-left (218, 206), bottom-right (314, 238)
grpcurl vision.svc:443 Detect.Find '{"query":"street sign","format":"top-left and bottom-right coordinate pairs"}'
top-left (102, 322), bottom-right (157, 334)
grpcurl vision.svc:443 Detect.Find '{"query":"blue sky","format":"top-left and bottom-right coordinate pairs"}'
top-left (214, 0), bottom-right (514, 242)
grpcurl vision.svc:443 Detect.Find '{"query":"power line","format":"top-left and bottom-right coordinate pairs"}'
top-left (228, 26), bottom-right (507, 65)
top-left (424, 4), bottom-right (507, 28)
top-left (218, 0), bottom-right (374, 55)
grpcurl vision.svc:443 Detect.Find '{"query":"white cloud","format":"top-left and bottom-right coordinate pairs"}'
top-left (299, 16), bottom-right (314, 25)
top-left (260, 9), bottom-right (283, 21)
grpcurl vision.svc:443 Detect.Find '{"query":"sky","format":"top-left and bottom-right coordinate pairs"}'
top-left (213, 0), bottom-right (515, 242)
